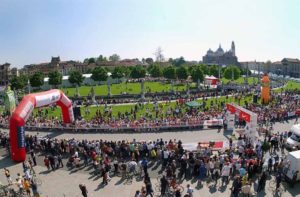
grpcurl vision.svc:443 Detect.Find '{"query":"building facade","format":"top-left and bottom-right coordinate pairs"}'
top-left (281, 58), bottom-right (300, 78)
top-left (0, 63), bottom-right (19, 86)
top-left (202, 41), bottom-right (239, 66)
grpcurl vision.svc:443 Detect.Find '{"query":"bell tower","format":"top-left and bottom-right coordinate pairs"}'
top-left (231, 41), bottom-right (235, 56)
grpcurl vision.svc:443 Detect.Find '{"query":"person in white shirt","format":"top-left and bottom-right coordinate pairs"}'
top-left (221, 163), bottom-right (231, 186)
top-left (186, 184), bottom-right (193, 197)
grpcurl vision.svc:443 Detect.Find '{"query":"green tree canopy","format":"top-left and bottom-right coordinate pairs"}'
top-left (88, 58), bottom-right (96, 64)
top-left (111, 66), bottom-right (124, 79)
top-left (148, 64), bottom-right (162, 78)
top-left (109, 54), bottom-right (121, 62)
top-left (209, 65), bottom-right (219, 77)
top-left (97, 55), bottom-right (107, 62)
top-left (130, 65), bottom-right (146, 79)
top-left (48, 71), bottom-right (62, 87)
top-left (145, 58), bottom-right (154, 65)
top-left (176, 66), bottom-right (188, 80)
top-left (191, 66), bottom-right (204, 82)
top-left (30, 72), bottom-right (44, 88)
top-left (199, 64), bottom-right (209, 75)
top-left (91, 67), bottom-right (108, 82)
top-left (172, 57), bottom-right (186, 67)
top-left (68, 70), bottom-right (85, 86)
top-left (163, 66), bottom-right (176, 80)
top-left (223, 65), bottom-right (241, 80)
top-left (10, 75), bottom-right (28, 90)
top-left (240, 68), bottom-right (252, 76)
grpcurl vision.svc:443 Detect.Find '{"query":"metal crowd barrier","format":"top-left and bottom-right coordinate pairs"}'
top-left (0, 121), bottom-right (223, 133)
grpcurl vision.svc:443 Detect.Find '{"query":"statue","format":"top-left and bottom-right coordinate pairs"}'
top-left (141, 80), bottom-right (145, 100)
top-left (107, 80), bottom-right (111, 98)
top-left (261, 73), bottom-right (270, 104)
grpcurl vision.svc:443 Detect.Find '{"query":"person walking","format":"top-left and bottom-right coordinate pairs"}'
top-left (30, 150), bottom-right (37, 166)
top-left (145, 180), bottom-right (153, 197)
top-left (257, 171), bottom-right (267, 192)
top-left (275, 173), bottom-right (282, 191)
top-left (186, 184), bottom-right (193, 197)
top-left (4, 168), bottom-right (12, 185)
top-left (221, 163), bottom-right (231, 186)
top-left (79, 184), bottom-right (88, 197)
top-left (160, 175), bottom-right (168, 196)
top-left (57, 154), bottom-right (64, 168)
top-left (230, 176), bottom-right (242, 197)
top-left (44, 156), bottom-right (50, 170)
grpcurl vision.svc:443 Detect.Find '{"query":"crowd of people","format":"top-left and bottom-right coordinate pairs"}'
top-left (0, 91), bottom-right (298, 133)
top-left (0, 125), bottom-right (299, 197)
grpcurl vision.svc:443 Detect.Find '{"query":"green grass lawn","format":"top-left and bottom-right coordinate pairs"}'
top-left (61, 81), bottom-right (190, 97)
top-left (274, 80), bottom-right (300, 92)
top-left (221, 77), bottom-right (258, 85)
top-left (34, 93), bottom-right (255, 121)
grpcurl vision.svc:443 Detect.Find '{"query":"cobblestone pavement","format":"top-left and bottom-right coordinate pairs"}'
top-left (1, 120), bottom-right (300, 197)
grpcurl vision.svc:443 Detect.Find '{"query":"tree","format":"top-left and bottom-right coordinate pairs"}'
top-left (199, 64), bottom-right (209, 75)
top-left (223, 65), bottom-right (241, 80)
top-left (173, 57), bottom-right (186, 67)
top-left (240, 68), bottom-right (252, 76)
top-left (91, 67), bottom-right (108, 83)
top-left (209, 65), bottom-right (219, 77)
top-left (176, 66), bottom-right (188, 80)
top-left (111, 66), bottom-right (124, 80)
top-left (154, 47), bottom-right (164, 62)
top-left (88, 58), bottom-right (96, 64)
top-left (163, 66), bottom-right (176, 80)
top-left (30, 72), bottom-right (44, 88)
top-left (10, 75), bottom-right (28, 90)
top-left (68, 70), bottom-right (85, 86)
top-left (148, 64), bottom-right (162, 78)
top-left (191, 66), bottom-right (204, 82)
top-left (109, 54), bottom-right (120, 62)
top-left (145, 58), bottom-right (154, 65)
top-left (130, 65), bottom-right (146, 79)
top-left (48, 71), bottom-right (62, 88)
top-left (97, 55), bottom-right (107, 62)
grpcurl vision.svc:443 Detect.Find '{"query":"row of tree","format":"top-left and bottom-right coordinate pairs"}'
top-left (10, 64), bottom-right (247, 90)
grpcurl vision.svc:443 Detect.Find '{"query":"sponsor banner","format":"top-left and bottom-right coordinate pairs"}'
top-left (4, 90), bottom-right (16, 115)
top-left (239, 111), bottom-right (251, 122)
top-left (35, 91), bottom-right (60, 107)
top-left (19, 101), bottom-right (34, 121)
top-left (296, 110), bottom-right (300, 115)
top-left (204, 119), bottom-right (223, 126)
top-left (226, 104), bottom-right (236, 114)
top-left (17, 126), bottom-right (25, 148)
top-left (182, 141), bottom-right (225, 151)
top-left (60, 94), bottom-right (71, 107)
top-left (68, 107), bottom-right (75, 122)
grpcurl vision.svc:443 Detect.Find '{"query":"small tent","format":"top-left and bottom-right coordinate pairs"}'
top-left (185, 100), bottom-right (202, 108)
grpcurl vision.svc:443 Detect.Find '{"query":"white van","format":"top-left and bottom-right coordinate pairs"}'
top-left (286, 124), bottom-right (300, 150)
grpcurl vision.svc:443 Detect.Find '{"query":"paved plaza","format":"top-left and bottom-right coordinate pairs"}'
top-left (1, 120), bottom-right (300, 197)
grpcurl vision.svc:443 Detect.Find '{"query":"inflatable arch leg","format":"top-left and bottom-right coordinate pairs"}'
top-left (9, 89), bottom-right (74, 162)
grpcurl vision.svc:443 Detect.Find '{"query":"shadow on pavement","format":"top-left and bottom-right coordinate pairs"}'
top-left (0, 154), bottom-right (19, 169)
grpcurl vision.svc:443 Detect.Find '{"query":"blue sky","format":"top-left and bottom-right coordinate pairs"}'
top-left (0, 0), bottom-right (299, 67)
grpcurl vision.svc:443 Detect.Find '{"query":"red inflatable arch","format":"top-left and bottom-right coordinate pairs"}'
top-left (10, 89), bottom-right (74, 162)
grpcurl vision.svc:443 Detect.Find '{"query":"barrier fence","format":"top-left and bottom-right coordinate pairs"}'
top-left (0, 119), bottom-right (224, 133)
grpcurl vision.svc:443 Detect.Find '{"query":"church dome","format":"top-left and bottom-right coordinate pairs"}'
top-left (216, 44), bottom-right (224, 55)
top-left (207, 48), bottom-right (213, 55)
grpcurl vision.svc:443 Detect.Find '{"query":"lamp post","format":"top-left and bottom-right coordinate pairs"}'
top-left (27, 79), bottom-right (31, 94)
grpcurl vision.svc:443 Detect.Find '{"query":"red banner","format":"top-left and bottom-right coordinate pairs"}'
top-left (226, 104), bottom-right (236, 114)
top-left (239, 111), bottom-right (251, 122)
top-left (296, 110), bottom-right (300, 115)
